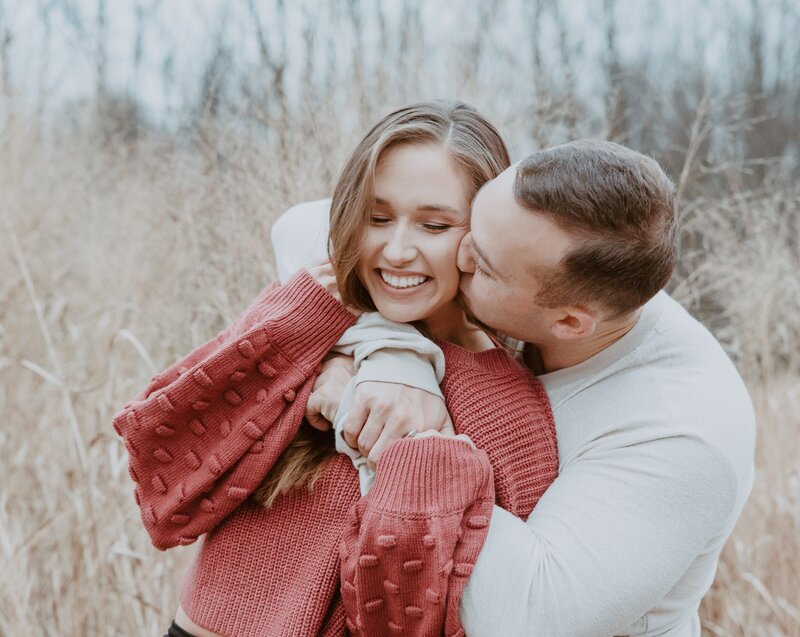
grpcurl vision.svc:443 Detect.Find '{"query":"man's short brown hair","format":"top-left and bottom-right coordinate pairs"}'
top-left (514, 140), bottom-right (678, 318)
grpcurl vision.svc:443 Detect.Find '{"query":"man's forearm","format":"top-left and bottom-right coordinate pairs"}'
top-left (458, 437), bottom-right (739, 637)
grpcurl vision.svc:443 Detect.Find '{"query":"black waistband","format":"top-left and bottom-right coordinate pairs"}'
top-left (164, 620), bottom-right (198, 637)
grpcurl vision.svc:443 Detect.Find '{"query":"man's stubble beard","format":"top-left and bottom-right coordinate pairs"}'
top-left (456, 288), bottom-right (546, 374)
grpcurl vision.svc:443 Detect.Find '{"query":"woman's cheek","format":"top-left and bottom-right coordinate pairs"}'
top-left (432, 233), bottom-right (463, 281)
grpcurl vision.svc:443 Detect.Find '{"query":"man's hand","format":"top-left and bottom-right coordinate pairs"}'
top-left (305, 354), bottom-right (355, 431)
top-left (341, 382), bottom-right (455, 469)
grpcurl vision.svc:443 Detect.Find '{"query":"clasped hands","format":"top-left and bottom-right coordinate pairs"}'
top-left (305, 353), bottom-right (459, 469)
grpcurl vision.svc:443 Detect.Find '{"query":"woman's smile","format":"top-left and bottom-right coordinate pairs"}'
top-left (376, 269), bottom-right (431, 291)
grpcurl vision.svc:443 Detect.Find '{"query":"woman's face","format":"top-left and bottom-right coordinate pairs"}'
top-left (357, 143), bottom-right (473, 325)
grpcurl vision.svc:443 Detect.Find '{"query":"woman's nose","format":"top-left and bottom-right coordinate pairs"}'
top-left (457, 232), bottom-right (476, 273)
top-left (382, 227), bottom-right (416, 264)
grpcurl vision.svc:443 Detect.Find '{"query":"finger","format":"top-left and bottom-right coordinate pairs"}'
top-left (306, 412), bottom-right (332, 432)
top-left (318, 276), bottom-right (341, 302)
top-left (410, 430), bottom-right (444, 440)
top-left (314, 274), bottom-right (334, 289)
top-left (305, 395), bottom-right (332, 431)
top-left (310, 374), bottom-right (327, 393)
top-left (305, 393), bottom-right (321, 421)
top-left (356, 409), bottom-right (385, 458)
top-left (439, 413), bottom-right (456, 437)
top-left (320, 353), bottom-right (355, 375)
top-left (320, 394), bottom-right (340, 424)
top-left (341, 400), bottom-right (369, 449)
top-left (454, 433), bottom-right (476, 449)
top-left (367, 426), bottom-right (404, 470)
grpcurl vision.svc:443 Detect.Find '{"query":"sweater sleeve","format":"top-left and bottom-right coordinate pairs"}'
top-left (112, 270), bottom-right (356, 550)
top-left (338, 436), bottom-right (495, 637)
top-left (332, 312), bottom-right (445, 398)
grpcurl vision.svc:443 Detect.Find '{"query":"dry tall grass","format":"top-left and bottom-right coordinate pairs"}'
top-left (1, 98), bottom-right (798, 637)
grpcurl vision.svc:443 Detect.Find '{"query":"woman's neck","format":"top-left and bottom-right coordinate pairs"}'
top-left (419, 302), bottom-right (495, 352)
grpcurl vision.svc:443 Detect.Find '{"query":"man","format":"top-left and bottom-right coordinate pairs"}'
top-left (273, 140), bottom-right (755, 636)
top-left (451, 141), bottom-right (755, 635)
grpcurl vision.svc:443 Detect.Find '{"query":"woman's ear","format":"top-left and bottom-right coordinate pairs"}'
top-left (551, 307), bottom-right (597, 340)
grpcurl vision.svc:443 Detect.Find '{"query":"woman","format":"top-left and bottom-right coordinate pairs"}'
top-left (113, 100), bottom-right (558, 637)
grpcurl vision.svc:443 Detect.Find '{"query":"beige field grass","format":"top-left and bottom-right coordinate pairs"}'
top-left (1, 110), bottom-right (798, 637)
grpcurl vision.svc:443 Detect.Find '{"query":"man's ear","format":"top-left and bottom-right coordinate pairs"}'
top-left (551, 307), bottom-right (597, 340)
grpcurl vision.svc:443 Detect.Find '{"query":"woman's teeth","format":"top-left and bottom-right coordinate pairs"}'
top-left (380, 271), bottom-right (429, 289)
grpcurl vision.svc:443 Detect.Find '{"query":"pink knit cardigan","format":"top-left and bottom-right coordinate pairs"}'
top-left (113, 270), bottom-right (558, 636)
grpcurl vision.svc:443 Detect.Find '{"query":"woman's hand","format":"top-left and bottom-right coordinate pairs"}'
top-left (307, 259), bottom-right (362, 316)
top-left (307, 259), bottom-right (340, 301)
top-left (305, 354), bottom-right (355, 431)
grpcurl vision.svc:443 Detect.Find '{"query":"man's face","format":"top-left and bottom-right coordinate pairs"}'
top-left (457, 166), bottom-right (577, 344)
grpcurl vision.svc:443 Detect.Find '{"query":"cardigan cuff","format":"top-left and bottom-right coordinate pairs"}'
top-left (368, 436), bottom-right (493, 515)
top-left (256, 269), bottom-right (357, 368)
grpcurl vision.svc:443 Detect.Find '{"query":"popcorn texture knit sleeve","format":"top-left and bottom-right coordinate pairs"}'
top-left (339, 437), bottom-right (495, 637)
top-left (112, 270), bottom-right (355, 550)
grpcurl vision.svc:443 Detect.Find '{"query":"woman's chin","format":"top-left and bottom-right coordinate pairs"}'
top-left (372, 294), bottom-right (459, 329)
top-left (374, 303), bottom-right (427, 324)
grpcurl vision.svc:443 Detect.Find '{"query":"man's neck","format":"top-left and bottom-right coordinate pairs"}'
top-left (531, 308), bottom-right (643, 374)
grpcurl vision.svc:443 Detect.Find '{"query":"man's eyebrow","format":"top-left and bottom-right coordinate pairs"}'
top-left (471, 234), bottom-right (499, 276)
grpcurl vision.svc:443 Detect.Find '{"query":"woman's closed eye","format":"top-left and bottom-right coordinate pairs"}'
top-left (368, 215), bottom-right (451, 232)
top-left (422, 223), bottom-right (451, 232)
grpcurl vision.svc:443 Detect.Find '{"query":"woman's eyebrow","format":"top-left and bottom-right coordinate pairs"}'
top-left (375, 197), bottom-right (463, 216)
top-left (416, 204), bottom-right (464, 215)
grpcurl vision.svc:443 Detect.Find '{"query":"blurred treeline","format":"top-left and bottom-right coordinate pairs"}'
top-left (0, 0), bottom-right (800, 364)
top-left (1, 0), bottom-right (798, 372)
top-left (1, 0), bottom-right (798, 190)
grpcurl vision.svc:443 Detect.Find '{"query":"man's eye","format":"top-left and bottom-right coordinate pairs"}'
top-left (422, 223), bottom-right (450, 232)
top-left (475, 261), bottom-right (488, 276)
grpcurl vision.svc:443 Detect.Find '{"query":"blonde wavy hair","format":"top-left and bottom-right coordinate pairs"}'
top-left (254, 100), bottom-right (510, 508)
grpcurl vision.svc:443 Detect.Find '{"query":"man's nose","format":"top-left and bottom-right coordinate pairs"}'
top-left (383, 226), bottom-right (416, 264)
top-left (457, 232), bottom-right (476, 273)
